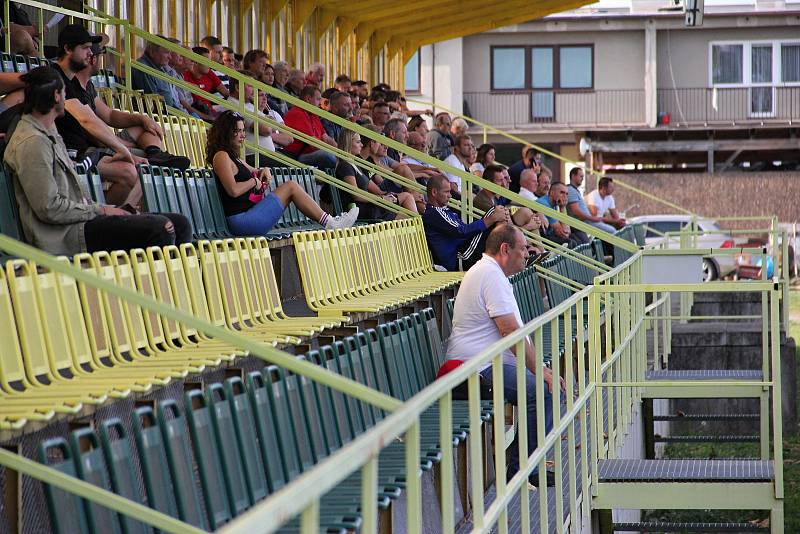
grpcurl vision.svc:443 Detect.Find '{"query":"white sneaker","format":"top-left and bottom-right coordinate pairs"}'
top-left (325, 206), bottom-right (359, 229)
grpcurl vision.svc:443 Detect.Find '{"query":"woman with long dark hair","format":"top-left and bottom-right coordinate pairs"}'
top-left (207, 110), bottom-right (357, 236)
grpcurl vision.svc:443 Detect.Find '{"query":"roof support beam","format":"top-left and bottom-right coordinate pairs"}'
top-left (588, 138), bottom-right (800, 153)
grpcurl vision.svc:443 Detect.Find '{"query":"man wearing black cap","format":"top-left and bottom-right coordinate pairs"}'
top-left (54, 24), bottom-right (189, 205)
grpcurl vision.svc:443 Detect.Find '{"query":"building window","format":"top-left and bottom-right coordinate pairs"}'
top-left (491, 47), bottom-right (526, 90)
top-left (711, 44), bottom-right (743, 84)
top-left (490, 44), bottom-right (594, 92)
top-left (559, 46), bottom-right (593, 89)
top-left (782, 44), bottom-right (800, 82)
top-left (404, 49), bottom-right (420, 93)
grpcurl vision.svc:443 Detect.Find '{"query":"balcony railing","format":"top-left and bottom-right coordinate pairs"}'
top-left (463, 87), bottom-right (800, 130)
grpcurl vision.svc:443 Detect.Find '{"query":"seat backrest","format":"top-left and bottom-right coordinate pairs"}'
top-left (68, 428), bottom-right (123, 534)
top-left (262, 365), bottom-right (305, 480)
top-left (183, 390), bottom-right (234, 528)
top-left (87, 166), bottom-right (106, 204)
top-left (0, 263), bottom-right (31, 393)
top-left (138, 164), bottom-right (161, 213)
top-left (193, 171), bottom-right (218, 236)
top-left (311, 346), bottom-right (356, 443)
top-left (89, 251), bottom-right (137, 361)
top-left (155, 400), bottom-right (209, 528)
top-left (375, 323), bottom-right (411, 401)
top-left (145, 246), bottom-right (187, 346)
top-left (37, 438), bottom-right (90, 534)
top-left (97, 419), bottom-right (151, 534)
top-left (171, 170), bottom-right (197, 233)
top-left (222, 377), bottom-right (269, 502)
top-left (183, 171), bottom-right (209, 238)
top-left (160, 245), bottom-right (203, 341)
top-left (161, 167), bottom-right (182, 214)
top-left (201, 170), bottom-right (231, 237)
top-left (0, 53), bottom-right (14, 73)
top-left (244, 370), bottom-right (291, 492)
top-left (151, 166), bottom-right (171, 213)
top-left (0, 165), bottom-right (21, 240)
top-left (196, 240), bottom-right (229, 329)
top-left (72, 254), bottom-right (116, 367)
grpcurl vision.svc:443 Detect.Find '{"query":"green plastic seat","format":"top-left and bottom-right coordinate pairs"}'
top-left (68, 428), bottom-right (123, 534)
top-left (38, 438), bottom-right (90, 534)
top-left (183, 171), bottom-right (212, 239)
top-left (0, 165), bottom-right (22, 240)
top-left (200, 169), bottom-right (233, 238)
top-left (137, 164), bottom-right (161, 213)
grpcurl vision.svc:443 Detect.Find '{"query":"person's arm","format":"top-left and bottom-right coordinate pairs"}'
top-left (271, 130), bottom-right (293, 146)
top-left (0, 72), bottom-right (23, 95)
top-left (213, 151), bottom-right (259, 198)
top-left (321, 132), bottom-right (336, 147)
top-left (587, 204), bottom-right (599, 217)
top-left (11, 137), bottom-right (102, 223)
top-left (493, 313), bottom-right (561, 392)
top-left (566, 201), bottom-right (599, 223)
top-left (63, 99), bottom-right (134, 160)
top-left (211, 74), bottom-right (230, 98)
top-left (132, 67), bottom-right (175, 107)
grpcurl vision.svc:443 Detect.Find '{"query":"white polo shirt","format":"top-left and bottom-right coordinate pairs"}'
top-left (585, 189), bottom-right (615, 217)
top-left (446, 254), bottom-right (524, 369)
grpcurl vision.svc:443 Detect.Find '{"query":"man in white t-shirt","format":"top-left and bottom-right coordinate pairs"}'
top-left (517, 168), bottom-right (539, 203)
top-left (442, 134), bottom-right (474, 198)
top-left (584, 176), bottom-right (626, 230)
top-left (445, 224), bottom-right (564, 486)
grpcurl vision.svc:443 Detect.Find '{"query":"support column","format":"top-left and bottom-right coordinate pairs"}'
top-left (644, 23), bottom-right (657, 128)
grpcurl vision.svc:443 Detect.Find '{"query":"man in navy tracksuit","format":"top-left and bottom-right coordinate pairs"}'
top-left (423, 175), bottom-right (508, 271)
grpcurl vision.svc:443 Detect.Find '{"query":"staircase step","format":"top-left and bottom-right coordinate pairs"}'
top-left (653, 413), bottom-right (760, 422)
top-left (654, 435), bottom-right (760, 443)
top-left (598, 459), bottom-right (774, 483)
top-left (613, 521), bottom-right (768, 532)
top-left (646, 370), bottom-right (763, 381)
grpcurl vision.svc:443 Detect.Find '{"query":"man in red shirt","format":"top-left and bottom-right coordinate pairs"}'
top-left (283, 85), bottom-right (337, 169)
top-left (182, 46), bottom-right (229, 117)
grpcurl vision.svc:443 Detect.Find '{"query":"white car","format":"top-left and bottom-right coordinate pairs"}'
top-left (629, 215), bottom-right (739, 281)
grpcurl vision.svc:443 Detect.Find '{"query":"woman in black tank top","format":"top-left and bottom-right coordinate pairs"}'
top-left (206, 111), bottom-right (359, 236)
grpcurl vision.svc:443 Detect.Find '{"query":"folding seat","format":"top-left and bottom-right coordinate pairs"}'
top-left (170, 169), bottom-right (199, 230)
top-left (182, 171), bottom-right (213, 239)
top-left (199, 169), bottom-right (234, 238)
top-left (12, 54), bottom-right (27, 73)
top-left (0, 52), bottom-right (13, 72)
top-left (38, 438), bottom-right (91, 534)
top-left (0, 165), bottom-right (22, 240)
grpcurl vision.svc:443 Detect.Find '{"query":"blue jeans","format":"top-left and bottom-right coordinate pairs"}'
top-left (298, 150), bottom-right (337, 170)
top-left (226, 193), bottom-right (285, 236)
top-left (589, 220), bottom-right (617, 235)
top-left (480, 363), bottom-right (560, 476)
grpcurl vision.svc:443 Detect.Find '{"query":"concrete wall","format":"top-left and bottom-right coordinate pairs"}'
top-left (604, 172), bottom-right (800, 228)
top-left (414, 39), bottom-right (464, 116)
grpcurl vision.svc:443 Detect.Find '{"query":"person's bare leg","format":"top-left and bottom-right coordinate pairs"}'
top-left (97, 158), bottom-right (139, 206)
top-left (512, 207), bottom-right (539, 230)
top-left (124, 125), bottom-right (163, 151)
top-left (272, 181), bottom-right (325, 221)
top-left (9, 26), bottom-right (37, 56)
top-left (394, 192), bottom-right (418, 219)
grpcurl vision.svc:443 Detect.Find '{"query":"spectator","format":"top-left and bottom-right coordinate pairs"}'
top-left (518, 168), bottom-right (538, 202)
top-left (382, 117), bottom-right (407, 161)
top-left (305, 62), bottom-right (325, 87)
top-left (442, 134), bottom-right (474, 196)
top-left (566, 167), bottom-right (617, 235)
top-left (54, 25), bottom-right (188, 205)
top-left (475, 165), bottom-right (543, 232)
top-left (352, 80), bottom-right (369, 102)
top-left (508, 146), bottom-right (541, 194)
top-left (334, 74), bottom-right (351, 93)
top-left (401, 132), bottom-right (444, 182)
top-left (450, 117), bottom-right (468, 138)
top-left (214, 73), bottom-right (274, 165)
top-left (166, 40), bottom-right (213, 120)
top-left (408, 115), bottom-right (429, 138)
top-left (319, 87), bottom-right (336, 111)
top-left (370, 101), bottom-right (390, 129)
top-left (242, 49), bottom-right (269, 81)
top-left (445, 223), bottom-right (563, 486)
top-left (5, 67), bottom-right (191, 255)
top-left (222, 46), bottom-right (237, 69)
top-left (267, 61), bottom-right (289, 117)
top-left (200, 35), bottom-right (230, 89)
top-left (208, 110), bottom-right (357, 235)
top-left (285, 68), bottom-right (304, 99)
top-left (282, 85), bottom-right (337, 169)
top-left (585, 176), bottom-right (626, 230)
top-left (321, 91), bottom-right (352, 142)
top-left (335, 129), bottom-right (417, 221)
top-left (360, 124), bottom-right (419, 202)
top-left (422, 174), bottom-right (506, 271)
top-left (0, 2), bottom-right (39, 56)
top-left (255, 89), bottom-right (292, 154)
top-left (131, 39), bottom-right (178, 108)
top-left (426, 112), bottom-right (453, 160)
top-left (537, 182), bottom-right (588, 247)
top-left (183, 46), bottom-right (230, 116)
top-left (471, 143), bottom-right (495, 176)
top-left (535, 167), bottom-right (552, 197)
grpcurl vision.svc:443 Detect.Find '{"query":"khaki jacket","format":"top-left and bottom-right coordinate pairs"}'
top-left (4, 114), bottom-right (102, 255)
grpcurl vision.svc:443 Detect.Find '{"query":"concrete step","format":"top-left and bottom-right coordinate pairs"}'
top-left (598, 459), bottom-right (773, 483)
top-left (613, 521), bottom-right (768, 532)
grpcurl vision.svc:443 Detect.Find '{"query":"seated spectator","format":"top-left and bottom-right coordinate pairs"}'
top-left (208, 111), bottom-right (357, 235)
top-left (321, 91), bottom-right (352, 142)
top-left (443, 134), bottom-right (475, 196)
top-left (370, 101), bottom-right (390, 129)
top-left (242, 48), bottom-right (268, 81)
top-left (1, 2), bottom-right (39, 56)
top-left (508, 146), bottom-right (541, 194)
top-left (54, 25), bottom-right (188, 205)
top-left (471, 143), bottom-right (495, 177)
top-left (566, 167), bottom-right (618, 235)
top-left (333, 74), bottom-right (351, 93)
top-left (282, 85), bottom-right (337, 169)
top-left (444, 223), bottom-right (563, 486)
top-left (335, 129), bottom-right (417, 221)
top-left (131, 39), bottom-right (178, 108)
top-left (221, 46), bottom-right (237, 69)
top-left (426, 112), bottom-right (453, 160)
top-left (214, 73), bottom-right (275, 166)
top-left (183, 46), bottom-right (230, 116)
top-left (256, 90), bottom-right (292, 153)
top-left (0, 71), bottom-right (25, 113)
top-left (585, 176), bottom-right (626, 230)
top-left (474, 165), bottom-right (543, 232)
top-left (165, 40), bottom-right (212, 120)
top-left (200, 35), bottom-right (230, 89)
top-left (285, 68), bottom-right (304, 99)
top-left (319, 87), bottom-right (336, 111)
top-left (360, 124), bottom-right (420, 202)
top-left (352, 80), bottom-right (369, 103)
top-left (422, 174), bottom-right (506, 271)
top-left (408, 115), bottom-right (429, 138)
top-left (537, 182), bottom-right (589, 247)
top-left (268, 60), bottom-right (289, 116)
top-left (536, 166), bottom-right (552, 198)
top-left (401, 132), bottom-right (444, 182)
top-left (518, 168), bottom-right (539, 202)
top-left (451, 117), bottom-right (469, 138)
top-left (5, 67), bottom-right (191, 255)
top-left (305, 62), bottom-right (325, 87)
top-left (382, 117), bottom-right (407, 161)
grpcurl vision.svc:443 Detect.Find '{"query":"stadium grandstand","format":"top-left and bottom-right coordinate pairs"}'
top-left (0, 0), bottom-right (792, 533)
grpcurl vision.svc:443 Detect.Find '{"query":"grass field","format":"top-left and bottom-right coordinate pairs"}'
top-left (641, 288), bottom-right (800, 530)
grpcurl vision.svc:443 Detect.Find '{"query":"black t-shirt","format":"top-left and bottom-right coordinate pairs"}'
top-left (53, 64), bottom-right (99, 155)
top-left (217, 158), bottom-right (256, 216)
top-left (335, 159), bottom-right (392, 221)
